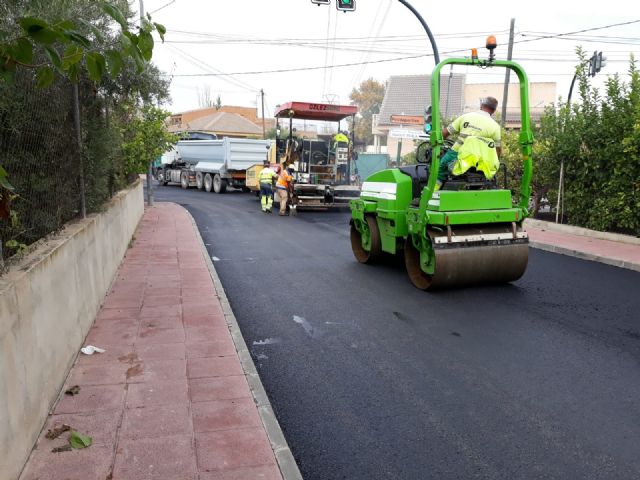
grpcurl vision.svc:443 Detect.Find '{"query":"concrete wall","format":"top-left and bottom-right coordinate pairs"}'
top-left (0, 181), bottom-right (143, 480)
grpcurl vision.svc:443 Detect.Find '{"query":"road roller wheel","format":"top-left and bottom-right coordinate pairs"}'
top-left (351, 216), bottom-right (381, 264)
top-left (405, 226), bottom-right (530, 290)
top-left (404, 236), bottom-right (434, 290)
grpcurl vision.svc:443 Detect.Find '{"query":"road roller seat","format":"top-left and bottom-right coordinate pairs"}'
top-left (442, 167), bottom-right (498, 191)
top-left (399, 164), bottom-right (430, 199)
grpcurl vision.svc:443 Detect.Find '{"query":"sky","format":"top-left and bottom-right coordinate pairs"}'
top-left (138, 0), bottom-right (640, 118)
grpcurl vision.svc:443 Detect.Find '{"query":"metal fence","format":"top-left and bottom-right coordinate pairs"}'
top-left (0, 71), bottom-right (123, 267)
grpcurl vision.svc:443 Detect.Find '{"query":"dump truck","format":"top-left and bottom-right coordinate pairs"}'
top-left (349, 38), bottom-right (533, 289)
top-left (157, 137), bottom-right (271, 193)
top-left (265, 101), bottom-right (361, 210)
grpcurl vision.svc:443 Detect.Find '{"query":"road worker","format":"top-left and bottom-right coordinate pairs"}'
top-left (438, 96), bottom-right (502, 190)
top-left (259, 161), bottom-right (278, 213)
top-left (333, 130), bottom-right (350, 149)
top-left (275, 165), bottom-right (294, 216)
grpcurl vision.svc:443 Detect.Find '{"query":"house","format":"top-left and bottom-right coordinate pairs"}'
top-left (464, 82), bottom-right (556, 127)
top-left (375, 74), bottom-right (556, 158)
top-left (376, 74), bottom-right (466, 157)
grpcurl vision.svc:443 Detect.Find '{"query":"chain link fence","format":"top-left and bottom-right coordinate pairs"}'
top-left (0, 70), bottom-right (127, 267)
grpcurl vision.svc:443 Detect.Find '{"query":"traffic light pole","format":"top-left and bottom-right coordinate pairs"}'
top-left (555, 52), bottom-right (605, 223)
top-left (397, 0), bottom-right (440, 65)
top-left (555, 72), bottom-right (579, 223)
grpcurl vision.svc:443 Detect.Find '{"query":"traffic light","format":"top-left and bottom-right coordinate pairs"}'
top-left (597, 51), bottom-right (607, 72)
top-left (589, 51), bottom-right (597, 77)
top-left (336, 0), bottom-right (356, 12)
top-left (424, 105), bottom-right (432, 134)
top-left (311, 0), bottom-right (330, 4)
top-left (588, 51), bottom-right (606, 77)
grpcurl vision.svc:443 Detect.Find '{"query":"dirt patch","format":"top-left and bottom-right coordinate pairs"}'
top-left (118, 352), bottom-right (139, 364)
top-left (126, 363), bottom-right (143, 379)
top-left (45, 423), bottom-right (71, 440)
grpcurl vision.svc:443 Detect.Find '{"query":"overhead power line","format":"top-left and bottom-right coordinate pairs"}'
top-left (166, 19), bottom-right (640, 78)
top-left (515, 19), bottom-right (640, 44)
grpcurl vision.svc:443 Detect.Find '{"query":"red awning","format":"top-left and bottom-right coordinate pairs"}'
top-left (274, 101), bottom-right (357, 121)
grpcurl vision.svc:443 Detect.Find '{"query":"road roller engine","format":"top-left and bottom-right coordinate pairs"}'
top-left (349, 37), bottom-right (534, 290)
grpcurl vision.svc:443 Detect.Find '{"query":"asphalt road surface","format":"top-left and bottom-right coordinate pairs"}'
top-left (153, 184), bottom-right (640, 480)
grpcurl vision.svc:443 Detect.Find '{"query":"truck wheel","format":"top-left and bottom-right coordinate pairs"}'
top-left (196, 172), bottom-right (204, 190)
top-left (213, 174), bottom-right (227, 194)
top-left (180, 172), bottom-right (189, 189)
top-left (204, 173), bottom-right (213, 192)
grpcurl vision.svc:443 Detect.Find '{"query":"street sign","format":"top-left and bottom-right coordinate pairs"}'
top-left (389, 129), bottom-right (428, 140)
top-left (390, 115), bottom-right (423, 125)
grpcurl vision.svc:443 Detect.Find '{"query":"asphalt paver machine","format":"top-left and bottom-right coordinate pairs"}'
top-left (274, 101), bottom-right (361, 210)
top-left (349, 39), bottom-right (534, 289)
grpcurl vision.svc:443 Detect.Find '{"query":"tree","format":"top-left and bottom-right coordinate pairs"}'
top-left (122, 105), bottom-right (178, 175)
top-left (503, 49), bottom-right (640, 233)
top-left (0, 0), bottom-right (169, 259)
top-left (349, 78), bottom-right (385, 147)
top-left (0, 0), bottom-right (166, 216)
top-left (0, 1), bottom-right (165, 86)
top-left (197, 85), bottom-right (214, 108)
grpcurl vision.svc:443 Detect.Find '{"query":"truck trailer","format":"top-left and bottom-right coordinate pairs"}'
top-left (157, 137), bottom-right (271, 193)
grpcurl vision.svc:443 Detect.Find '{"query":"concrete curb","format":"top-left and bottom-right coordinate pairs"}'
top-left (184, 206), bottom-right (303, 480)
top-left (529, 241), bottom-right (640, 273)
top-left (525, 218), bottom-right (640, 246)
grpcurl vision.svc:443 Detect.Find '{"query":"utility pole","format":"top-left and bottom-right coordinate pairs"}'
top-left (500, 18), bottom-right (515, 128)
top-left (261, 89), bottom-right (266, 139)
top-left (139, 0), bottom-right (153, 207)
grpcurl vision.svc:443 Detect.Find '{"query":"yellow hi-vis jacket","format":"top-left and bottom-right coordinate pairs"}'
top-left (333, 133), bottom-right (349, 147)
top-left (453, 136), bottom-right (500, 179)
top-left (259, 167), bottom-right (277, 184)
top-left (447, 111), bottom-right (501, 179)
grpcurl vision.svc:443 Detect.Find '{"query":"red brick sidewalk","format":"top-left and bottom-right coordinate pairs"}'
top-left (526, 222), bottom-right (640, 272)
top-left (20, 203), bottom-right (286, 480)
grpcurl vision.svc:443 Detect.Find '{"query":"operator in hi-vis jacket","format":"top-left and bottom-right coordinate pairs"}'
top-left (438, 96), bottom-right (502, 190)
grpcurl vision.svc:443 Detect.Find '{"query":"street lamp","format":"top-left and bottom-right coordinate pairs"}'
top-left (397, 0), bottom-right (440, 66)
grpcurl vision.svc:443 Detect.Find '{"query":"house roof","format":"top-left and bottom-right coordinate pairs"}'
top-left (378, 74), bottom-right (466, 125)
top-left (182, 112), bottom-right (263, 136)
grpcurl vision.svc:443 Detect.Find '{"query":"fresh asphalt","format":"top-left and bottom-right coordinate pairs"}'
top-left (153, 184), bottom-right (640, 480)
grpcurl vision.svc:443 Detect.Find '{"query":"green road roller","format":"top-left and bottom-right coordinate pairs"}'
top-left (349, 39), bottom-right (533, 290)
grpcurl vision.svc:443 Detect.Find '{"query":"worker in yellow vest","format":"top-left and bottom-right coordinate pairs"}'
top-left (259, 162), bottom-right (278, 213)
top-left (438, 96), bottom-right (502, 189)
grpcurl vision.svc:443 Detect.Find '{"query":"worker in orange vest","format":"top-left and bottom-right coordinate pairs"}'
top-left (275, 165), bottom-right (294, 216)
